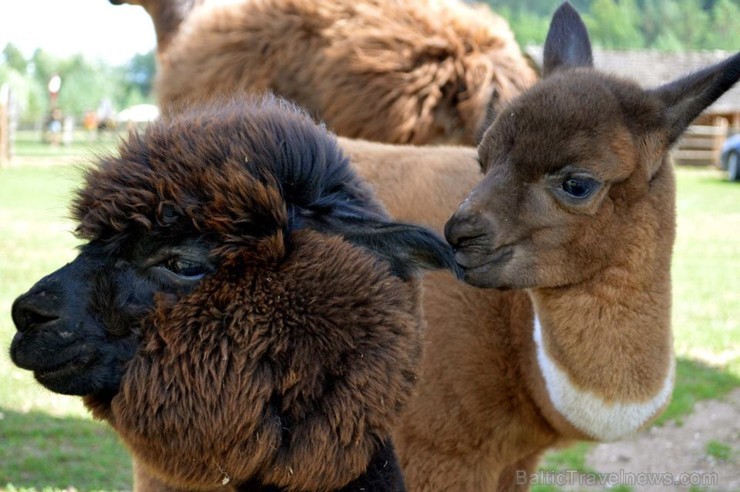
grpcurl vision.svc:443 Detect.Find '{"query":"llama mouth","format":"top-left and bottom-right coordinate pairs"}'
top-left (32, 349), bottom-right (97, 383)
top-left (36, 359), bottom-right (87, 380)
top-left (33, 353), bottom-right (101, 396)
top-left (10, 329), bottom-right (84, 370)
top-left (455, 246), bottom-right (514, 273)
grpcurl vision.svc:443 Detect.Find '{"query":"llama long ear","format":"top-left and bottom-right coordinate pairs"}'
top-left (543, 2), bottom-right (593, 77)
top-left (651, 52), bottom-right (740, 145)
top-left (340, 222), bottom-right (462, 280)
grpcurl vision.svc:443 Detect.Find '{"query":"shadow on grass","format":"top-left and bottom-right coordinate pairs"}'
top-left (0, 408), bottom-right (132, 491)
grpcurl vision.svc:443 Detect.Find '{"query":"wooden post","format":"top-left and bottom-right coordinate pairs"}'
top-left (0, 83), bottom-right (10, 167)
top-left (732, 112), bottom-right (740, 133)
top-left (0, 101), bottom-right (8, 167)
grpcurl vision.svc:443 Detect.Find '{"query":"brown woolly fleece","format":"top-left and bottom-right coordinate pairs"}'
top-left (147, 0), bottom-right (536, 145)
top-left (111, 230), bottom-right (421, 490)
top-left (70, 98), bottom-right (423, 490)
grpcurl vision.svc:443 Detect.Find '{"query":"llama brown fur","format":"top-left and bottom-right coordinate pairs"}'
top-left (335, 5), bottom-right (740, 489)
top-left (117, 0), bottom-right (537, 145)
top-left (80, 101), bottom-right (423, 489)
top-left (342, 101), bottom-right (675, 491)
top-left (12, 97), bottom-right (463, 491)
top-left (104, 230), bottom-right (420, 489)
top-left (344, 139), bottom-right (560, 490)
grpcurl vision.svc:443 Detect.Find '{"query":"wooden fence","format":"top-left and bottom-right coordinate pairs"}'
top-left (672, 118), bottom-right (729, 166)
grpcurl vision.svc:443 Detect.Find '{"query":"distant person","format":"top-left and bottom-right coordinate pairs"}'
top-left (48, 108), bottom-right (62, 146)
top-left (96, 98), bottom-right (117, 135)
top-left (83, 110), bottom-right (98, 141)
top-left (62, 115), bottom-right (74, 146)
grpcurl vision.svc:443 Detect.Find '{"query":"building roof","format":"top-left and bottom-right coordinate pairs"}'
top-left (525, 47), bottom-right (740, 115)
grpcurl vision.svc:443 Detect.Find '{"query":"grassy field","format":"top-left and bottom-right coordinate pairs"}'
top-left (0, 144), bottom-right (738, 491)
top-left (0, 145), bottom-right (133, 490)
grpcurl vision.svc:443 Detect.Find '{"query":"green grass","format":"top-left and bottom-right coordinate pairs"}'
top-left (539, 442), bottom-right (595, 473)
top-left (0, 410), bottom-right (131, 490)
top-left (672, 171), bottom-right (740, 369)
top-left (0, 158), bottom-right (738, 491)
top-left (0, 145), bottom-right (131, 491)
top-left (11, 131), bottom-right (120, 159)
top-left (705, 440), bottom-right (733, 461)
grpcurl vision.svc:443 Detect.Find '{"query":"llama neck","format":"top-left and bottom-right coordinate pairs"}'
top-left (529, 286), bottom-right (674, 442)
top-left (143, 0), bottom-right (203, 54)
top-left (527, 165), bottom-right (676, 442)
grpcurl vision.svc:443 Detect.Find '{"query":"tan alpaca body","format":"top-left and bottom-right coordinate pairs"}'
top-left (340, 2), bottom-right (740, 487)
top-left (114, 0), bottom-right (537, 145)
top-left (345, 136), bottom-right (678, 489)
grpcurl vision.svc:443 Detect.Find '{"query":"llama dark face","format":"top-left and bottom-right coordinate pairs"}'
top-left (446, 3), bottom-right (740, 289)
top-left (11, 246), bottom-right (140, 396)
top-left (9, 99), bottom-right (455, 488)
top-left (11, 236), bottom-right (212, 396)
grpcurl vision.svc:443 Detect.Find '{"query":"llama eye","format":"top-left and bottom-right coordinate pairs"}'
top-left (561, 176), bottom-right (598, 199)
top-left (162, 257), bottom-right (209, 280)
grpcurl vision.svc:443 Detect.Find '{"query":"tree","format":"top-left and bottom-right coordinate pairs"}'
top-left (704, 0), bottom-right (740, 49)
top-left (501, 8), bottom-right (551, 47)
top-left (56, 58), bottom-right (120, 117)
top-left (584, 0), bottom-right (645, 49)
top-left (485, 0), bottom-right (590, 18)
top-left (125, 50), bottom-right (156, 97)
top-left (2, 43), bottom-right (28, 74)
top-left (483, 0), bottom-right (739, 51)
top-left (0, 64), bottom-right (47, 120)
top-left (641, 0), bottom-right (680, 47)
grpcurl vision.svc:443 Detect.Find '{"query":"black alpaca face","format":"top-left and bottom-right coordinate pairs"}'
top-left (11, 238), bottom-right (210, 396)
top-left (9, 97), bottom-right (457, 402)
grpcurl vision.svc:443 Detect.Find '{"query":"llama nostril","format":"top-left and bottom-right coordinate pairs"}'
top-left (11, 296), bottom-right (60, 333)
top-left (444, 213), bottom-right (490, 249)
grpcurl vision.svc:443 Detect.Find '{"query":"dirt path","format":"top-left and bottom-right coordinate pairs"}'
top-left (577, 388), bottom-right (740, 491)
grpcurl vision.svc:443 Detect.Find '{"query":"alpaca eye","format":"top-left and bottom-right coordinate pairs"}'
top-left (561, 176), bottom-right (598, 199)
top-left (162, 257), bottom-right (209, 280)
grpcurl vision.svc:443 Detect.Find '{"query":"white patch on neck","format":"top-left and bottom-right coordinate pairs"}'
top-left (533, 315), bottom-right (674, 442)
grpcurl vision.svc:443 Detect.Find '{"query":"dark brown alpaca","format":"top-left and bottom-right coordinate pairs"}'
top-left (10, 97), bottom-right (459, 491)
top-left (111, 0), bottom-right (537, 145)
top-left (340, 4), bottom-right (740, 490)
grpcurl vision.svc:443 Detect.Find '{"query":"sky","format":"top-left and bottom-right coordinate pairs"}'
top-left (0, 1), bottom-right (157, 65)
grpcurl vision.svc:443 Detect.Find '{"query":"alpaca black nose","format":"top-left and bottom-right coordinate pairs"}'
top-left (11, 292), bottom-right (61, 333)
top-left (444, 207), bottom-right (492, 249)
